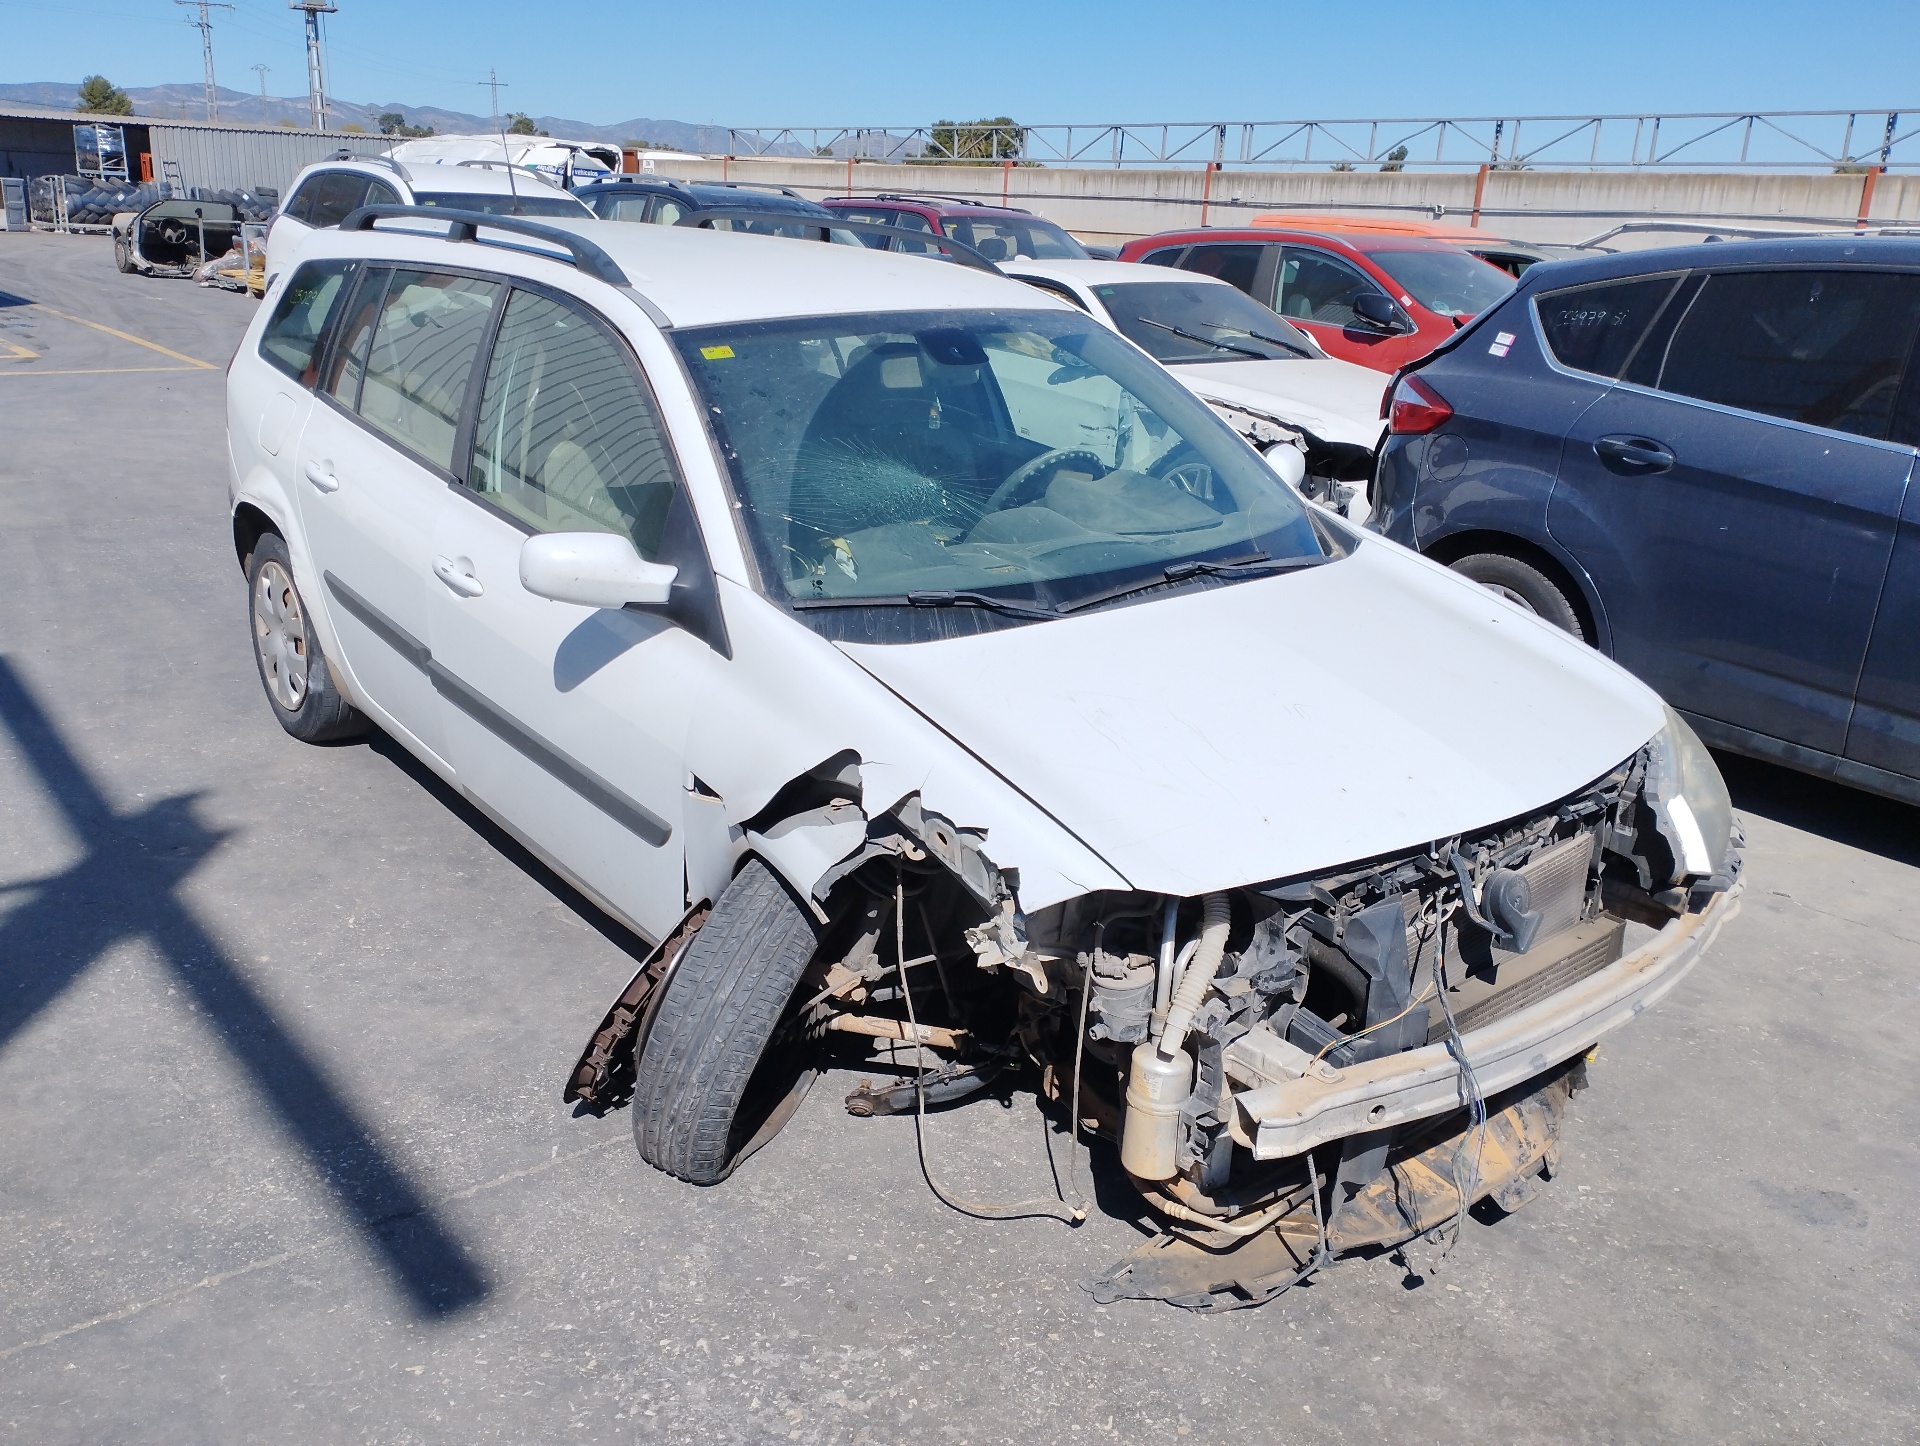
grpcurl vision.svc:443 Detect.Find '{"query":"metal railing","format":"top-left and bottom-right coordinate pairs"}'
top-left (715, 110), bottom-right (1919, 172)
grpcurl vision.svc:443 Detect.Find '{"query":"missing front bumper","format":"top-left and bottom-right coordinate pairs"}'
top-left (1229, 879), bottom-right (1743, 1161)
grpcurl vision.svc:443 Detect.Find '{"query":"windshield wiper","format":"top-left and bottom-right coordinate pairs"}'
top-left (1133, 316), bottom-right (1273, 361)
top-left (1056, 551), bottom-right (1327, 615)
top-left (1229, 326), bottom-right (1317, 359)
top-left (791, 589), bottom-right (1061, 621)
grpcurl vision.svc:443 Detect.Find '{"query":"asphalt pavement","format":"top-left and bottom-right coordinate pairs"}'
top-left (1, 230), bottom-right (1916, 1444)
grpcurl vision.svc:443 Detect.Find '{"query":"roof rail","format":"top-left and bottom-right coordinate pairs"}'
top-left (329, 150), bottom-right (412, 184)
top-left (700, 179), bottom-right (810, 201)
top-left (1572, 218), bottom-right (1920, 249)
top-left (338, 205), bottom-right (629, 286)
top-left (672, 208), bottom-right (1000, 273)
top-left (870, 192), bottom-right (1032, 215)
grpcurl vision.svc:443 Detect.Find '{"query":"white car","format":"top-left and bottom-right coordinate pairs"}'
top-left (227, 212), bottom-right (1739, 1310)
top-left (262, 153), bottom-right (590, 289)
top-left (1002, 258), bottom-right (1388, 520)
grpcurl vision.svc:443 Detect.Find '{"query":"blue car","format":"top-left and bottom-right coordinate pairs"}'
top-left (1373, 236), bottom-right (1920, 805)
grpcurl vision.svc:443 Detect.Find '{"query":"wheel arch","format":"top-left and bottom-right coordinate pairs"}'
top-left (1420, 527), bottom-right (1610, 651)
top-left (232, 500), bottom-right (279, 574)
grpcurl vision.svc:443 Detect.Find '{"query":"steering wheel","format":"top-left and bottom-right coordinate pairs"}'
top-left (980, 447), bottom-right (1107, 515)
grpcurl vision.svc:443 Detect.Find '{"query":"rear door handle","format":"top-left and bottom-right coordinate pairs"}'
top-left (433, 556), bottom-right (484, 598)
top-left (303, 459), bottom-right (339, 493)
top-left (1594, 435), bottom-right (1675, 473)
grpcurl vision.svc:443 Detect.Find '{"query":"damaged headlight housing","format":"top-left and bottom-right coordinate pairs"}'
top-left (1644, 706), bottom-right (1734, 886)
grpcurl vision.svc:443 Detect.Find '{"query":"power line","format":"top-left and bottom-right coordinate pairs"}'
top-left (477, 68), bottom-right (507, 128)
top-left (251, 61), bottom-right (269, 120)
top-left (288, 0), bottom-right (337, 131)
top-left (175, 0), bottom-right (235, 122)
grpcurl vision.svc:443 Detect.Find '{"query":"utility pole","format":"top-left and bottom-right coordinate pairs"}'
top-left (251, 62), bottom-right (270, 122)
top-left (176, 0), bottom-right (235, 121)
top-left (289, 0), bottom-right (338, 131)
top-left (477, 69), bottom-right (507, 128)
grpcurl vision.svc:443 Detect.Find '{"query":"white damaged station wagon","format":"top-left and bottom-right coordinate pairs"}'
top-left (228, 208), bottom-right (1742, 1310)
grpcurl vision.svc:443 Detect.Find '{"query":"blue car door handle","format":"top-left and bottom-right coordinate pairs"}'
top-left (1594, 435), bottom-right (1676, 473)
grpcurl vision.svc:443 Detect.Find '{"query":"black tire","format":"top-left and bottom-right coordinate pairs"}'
top-left (633, 859), bottom-right (821, 1185)
top-left (1449, 552), bottom-right (1588, 642)
top-left (246, 531), bottom-right (367, 743)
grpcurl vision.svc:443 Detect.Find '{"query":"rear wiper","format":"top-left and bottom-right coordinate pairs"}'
top-left (1134, 317), bottom-right (1271, 361)
top-left (1056, 551), bottom-right (1327, 615)
top-left (791, 589), bottom-right (1061, 621)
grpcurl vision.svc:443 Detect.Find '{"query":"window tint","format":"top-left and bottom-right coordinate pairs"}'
top-left (284, 179), bottom-right (319, 225)
top-left (306, 171), bottom-right (370, 229)
top-left (258, 258), bottom-right (357, 386)
top-left (364, 179), bottom-right (400, 208)
top-left (356, 271), bottom-right (500, 472)
top-left (1659, 269), bottom-right (1920, 439)
top-left (1140, 247), bottom-right (1187, 269)
top-left (1274, 247), bottom-right (1386, 326)
top-left (470, 289), bottom-right (679, 558)
top-left (1537, 274), bottom-right (1684, 378)
top-left (1180, 244), bottom-right (1262, 293)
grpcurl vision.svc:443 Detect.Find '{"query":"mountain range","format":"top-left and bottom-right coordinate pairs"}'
top-left (0, 80), bottom-right (803, 155)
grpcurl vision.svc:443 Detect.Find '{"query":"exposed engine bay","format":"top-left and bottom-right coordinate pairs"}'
top-left (570, 736), bottom-right (1738, 1313)
top-left (1206, 397), bottom-right (1376, 522)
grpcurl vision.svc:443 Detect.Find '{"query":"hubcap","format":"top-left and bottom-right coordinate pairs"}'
top-left (253, 560), bottom-right (310, 711)
top-left (1481, 582), bottom-right (1538, 614)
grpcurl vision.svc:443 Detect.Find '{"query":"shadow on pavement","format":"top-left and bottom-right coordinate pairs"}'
top-left (0, 655), bottom-right (489, 1318)
top-left (1716, 750), bottom-right (1920, 869)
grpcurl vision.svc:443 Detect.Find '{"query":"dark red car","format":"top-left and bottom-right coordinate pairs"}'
top-left (820, 193), bottom-right (1087, 261)
top-left (1115, 226), bottom-right (1515, 372)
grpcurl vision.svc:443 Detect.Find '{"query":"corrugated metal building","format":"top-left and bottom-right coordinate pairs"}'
top-left (0, 104), bottom-right (389, 199)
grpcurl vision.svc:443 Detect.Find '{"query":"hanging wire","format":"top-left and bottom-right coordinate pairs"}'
top-left (894, 877), bottom-right (1085, 1225)
top-left (1429, 912), bottom-right (1488, 1266)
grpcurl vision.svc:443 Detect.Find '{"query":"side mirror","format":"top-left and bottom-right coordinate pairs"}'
top-left (519, 532), bottom-right (677, 610)
top-left (1351, 292), bottom-right (1406, 333)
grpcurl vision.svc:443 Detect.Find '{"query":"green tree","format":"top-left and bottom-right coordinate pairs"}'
top-left (504, 111), bottom-right (548, 137)
top-left (378, 111), bottom-right (434, 139)
top-left (1328, 160), bottom-right (1356, 172)
top-left (1379, 144), bottom-right (1408, 173)
top-left (929, 116), bottom-right (1022, 164)
top-left (77, 75), bottom-right (133, 115)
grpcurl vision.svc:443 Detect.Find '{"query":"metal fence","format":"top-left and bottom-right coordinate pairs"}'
top-left (718, 109), bottom-right (1919, 172)
top-left (147, 122), bottom-right (389, 200)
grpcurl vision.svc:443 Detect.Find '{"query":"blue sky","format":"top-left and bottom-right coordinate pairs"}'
top-left (3, 0), bottom-right (1916, 126)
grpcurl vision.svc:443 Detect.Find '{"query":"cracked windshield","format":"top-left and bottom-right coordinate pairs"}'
top-left (676, 309), bottom-right (1326, 608)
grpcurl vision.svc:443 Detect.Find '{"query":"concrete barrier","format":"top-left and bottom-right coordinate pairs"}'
top-left (640, 156), bottom-right (1920, 249)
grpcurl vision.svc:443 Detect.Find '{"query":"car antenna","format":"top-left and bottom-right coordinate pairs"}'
top-left (496, 94), bottom-right (520, 210)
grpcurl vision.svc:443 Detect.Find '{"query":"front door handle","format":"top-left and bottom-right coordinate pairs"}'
top-left (433, 556), bottom-right (484, 598)
top-left (303, 459), bottom-right (339, 493)
top-left (1594, 435), bottom-right (1675, 473)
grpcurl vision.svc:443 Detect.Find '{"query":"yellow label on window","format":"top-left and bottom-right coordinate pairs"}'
top-left (700, 344), bottom-right (735, 360)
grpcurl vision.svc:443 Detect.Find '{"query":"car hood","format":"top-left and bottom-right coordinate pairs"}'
top-left (836, 538), bottom-right (1663, 899)
top-left (1173, 358), bottom-right (1388, 451)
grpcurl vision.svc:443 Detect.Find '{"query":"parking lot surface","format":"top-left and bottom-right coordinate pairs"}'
top-left (2, 231), bottom-right (1917, 1443)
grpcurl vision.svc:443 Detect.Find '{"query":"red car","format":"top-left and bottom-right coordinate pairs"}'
top-left (1115, 226), bottom-right (1515, 372)
top-left (820, 194), bottom-right (1087, 261)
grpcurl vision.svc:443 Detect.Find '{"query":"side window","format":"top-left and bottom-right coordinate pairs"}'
top-left (1535, 274), bottom-right (1685, 379)
top-left (1659, 270), bottom-right (1920, 439)
top-left (258, 258), bottom-right (357, 386)
top-left (304, 171), bottom-right (371, 229)
top-left (600, 194), bottom-right (652, 221)
top-left (364, 179), bottom-right (400, 208)
top-left (1274, 246), bottom-right (1387, 327)
top-left (469, 289), bottom-right (680, 559)
top-left (651, 197), bottom-right (688, 226)
top-left (355, 270), bottom-right (501, 471)
top-left (321, 267), bottom-right (389, 410)
top-left (284, 179), bottom-right (320, 224)
top-left (1180, 243), bottom-right (1263, 295)
top-left (1140, 247), bottom-right (1187, 269)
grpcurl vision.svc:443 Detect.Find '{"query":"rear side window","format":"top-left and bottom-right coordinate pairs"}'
top-left (1182, 244), bottom-right (1263, 294)
top-left (1536, 275), bottom-right (1684, 378)
top-left (258, 258), bottom-right (356, 386)
top-left (283, 179), bottom-right (319, 224)
top-left (306, 171), bottom-right (370, 229)
top-left (469, 289), bottom-right (680, 558)
top-left (595, 193), bottom-right (652, 221)
top-left (1660, 269), bottom-right (1920, 439)
top-left (356, 270), bottom-right (501, 472)
top-left (1140, 248), bottom-right (1186, 268)
top-left (364, 179), bottom-right (400, 208)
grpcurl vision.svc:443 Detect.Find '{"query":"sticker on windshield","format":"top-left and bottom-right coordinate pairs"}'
top-left (700, 344), bottom-right (735, 360)
top-left (1487, 330), bottom-right (1516, 358)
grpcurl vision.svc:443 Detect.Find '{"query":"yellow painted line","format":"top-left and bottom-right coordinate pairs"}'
top-left (0, 339), bottom-right (36, 360)
top-left (23, 303), bottom-right (216, 369)
top-left (0, 365), bottom-right (207, 377)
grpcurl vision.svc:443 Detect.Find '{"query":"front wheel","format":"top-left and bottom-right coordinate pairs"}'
top-left (1448, 552), bottom-right (1588, 642)
top-left (633, 860), bottom-right (821, 1185)
top-left (113, 236), bottom-right (135, 273)
top-left (247, 532), bottom-right (366, 742)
